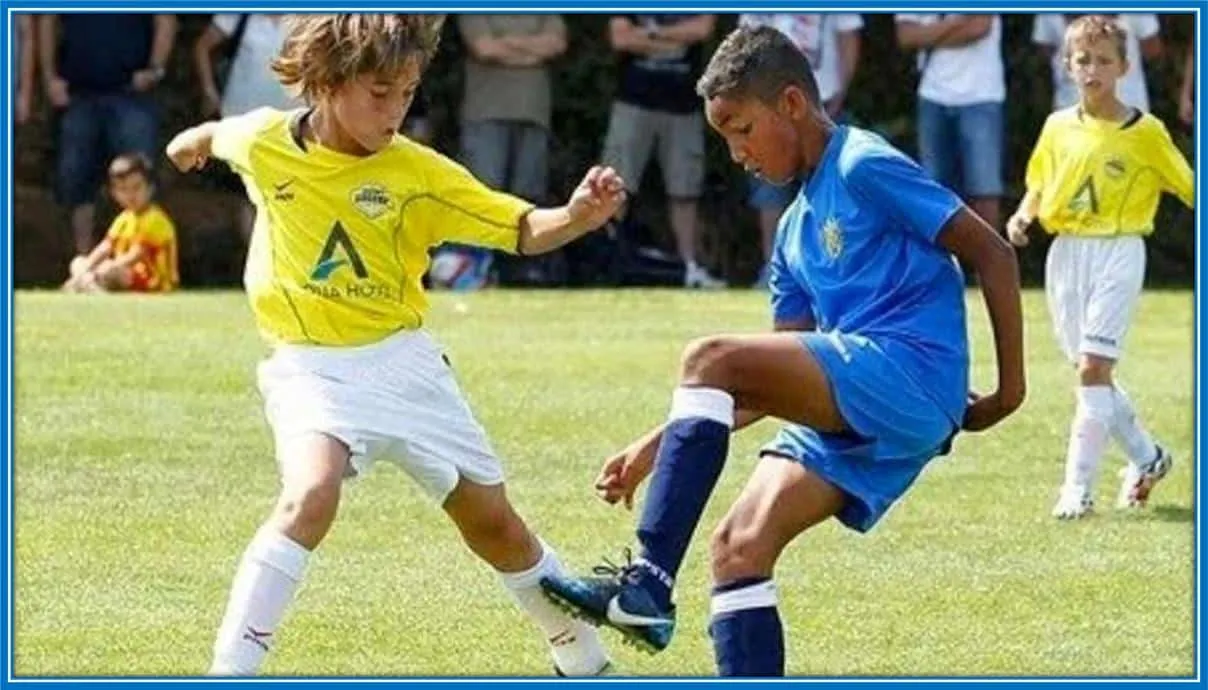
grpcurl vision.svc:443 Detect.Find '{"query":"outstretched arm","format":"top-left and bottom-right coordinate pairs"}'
top-left (516, 166), bottom-right (626, 255)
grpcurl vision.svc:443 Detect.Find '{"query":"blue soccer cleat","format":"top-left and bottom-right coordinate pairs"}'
top-left (540, 552), bottom-right (676, 654)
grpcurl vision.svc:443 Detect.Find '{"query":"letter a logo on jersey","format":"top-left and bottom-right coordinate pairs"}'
top-left (1068, 175), bottom-right (1100, 215)
top-left (311, 222), bottom-right (369, 281)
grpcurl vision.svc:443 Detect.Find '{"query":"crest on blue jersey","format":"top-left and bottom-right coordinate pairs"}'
top-left (822, 216), bottom-right (844, 260)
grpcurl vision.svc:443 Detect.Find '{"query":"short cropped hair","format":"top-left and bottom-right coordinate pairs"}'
top-left (107, 152), bottom-right (152, 183)
top-left (271, 14), bottom-right (445, 102)
top-left (696, 25), bottom-right (821, 106)
top-left (1064, 15), bottom-right (1128, 63)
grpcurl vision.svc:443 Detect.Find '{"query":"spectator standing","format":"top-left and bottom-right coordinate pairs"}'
top-left (40, 13), bottom-right (177, 255)
top-left (896, 13), bottom-right (1005, 230)
top-left (432, 14), bottom-right (567, 289)
top-left (604, 14), bottom-right (725, 289)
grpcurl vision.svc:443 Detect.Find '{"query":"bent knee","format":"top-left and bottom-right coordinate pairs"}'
top-left (460, 504), bottom-right (530, 551)
top-left (681, 335), bottom-right (743, 386)
top-left (710, 520), bottom-right (774, 582)
top-left (275, 480), bottom-right (341, 536)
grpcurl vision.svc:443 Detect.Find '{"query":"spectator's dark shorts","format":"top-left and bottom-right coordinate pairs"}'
top-left (461, 120), bottom-right (550, 202)
top-left (601, 102), bottom-right (704, 200)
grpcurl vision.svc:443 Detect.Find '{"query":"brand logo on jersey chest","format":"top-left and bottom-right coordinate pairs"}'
top-left (1104, 155), bottom-right (1126, 180)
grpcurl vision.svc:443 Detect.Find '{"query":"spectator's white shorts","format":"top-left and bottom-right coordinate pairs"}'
top-left (257, 328), bottom-right (503, 503)
top-left (1045, 235), bottom-right (1146, 363)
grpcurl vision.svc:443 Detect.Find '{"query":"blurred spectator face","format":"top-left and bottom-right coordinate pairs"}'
top-left (705, 90), bottom-right (807, 186)
top-left (328, 62), bottom-right (421, 155)
top-left (1066, 39), bottom-right (1128, 101)
top-left (109, 171), bottom-right (152, 213)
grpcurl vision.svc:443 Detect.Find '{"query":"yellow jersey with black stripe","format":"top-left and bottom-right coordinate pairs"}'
top-left (210, 108), bottom-right (534, 346)
top-left (1024, 107), bottom-right (1194, 236)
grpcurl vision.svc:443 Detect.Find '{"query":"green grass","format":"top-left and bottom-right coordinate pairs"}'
top-left (12, 288), bottom-right (1197, 677)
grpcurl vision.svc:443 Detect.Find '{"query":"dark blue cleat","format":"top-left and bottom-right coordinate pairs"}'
top-left (540, 554), bottom-right (676, 654)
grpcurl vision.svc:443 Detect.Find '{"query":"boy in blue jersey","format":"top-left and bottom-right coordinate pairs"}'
top-left (540, 25), bottom-right (1026, 675)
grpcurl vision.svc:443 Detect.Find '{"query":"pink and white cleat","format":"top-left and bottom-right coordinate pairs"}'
top-left (1117, 445), bottom-right (1173, 509)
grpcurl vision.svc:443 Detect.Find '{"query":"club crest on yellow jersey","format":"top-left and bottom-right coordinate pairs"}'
top-left (351, 183), bottom-right (393, 219)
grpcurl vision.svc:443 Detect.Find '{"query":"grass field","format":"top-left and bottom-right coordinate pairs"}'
top-left (12, 288), bottom-right (1197, 677)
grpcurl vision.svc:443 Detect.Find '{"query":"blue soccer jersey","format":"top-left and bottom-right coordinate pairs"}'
top-left (769, 126), bottom-right (969, 425)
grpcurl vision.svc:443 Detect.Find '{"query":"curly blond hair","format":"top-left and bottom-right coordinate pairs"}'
top-left (1064, 15), bottom-right (1128, 63)
top-left (271, 14), bottom-right (445, 102)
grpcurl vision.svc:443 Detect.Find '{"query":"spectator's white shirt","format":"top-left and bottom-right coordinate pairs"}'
top-left (213, 14), bottom-right (300, 117)
top-left (895, 14), bottom-right (1005, 106)
top-left (1032, 13), bottom-right (1160, 112)
top-left (739, 14), bottom-right (863, 104)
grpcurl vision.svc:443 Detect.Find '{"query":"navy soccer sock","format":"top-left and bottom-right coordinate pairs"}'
top-left (633, 386), bottom-right (734, 610)
top-left (710, 577), bottom-right (785, 677)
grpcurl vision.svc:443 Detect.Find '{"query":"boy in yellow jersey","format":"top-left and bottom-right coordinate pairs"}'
top-left (165, 15), bottom-right (624, 676)
top-left (1007, 15), bottom-right (1194, 520)
top-left (62, 153), bottom-right (179, 294)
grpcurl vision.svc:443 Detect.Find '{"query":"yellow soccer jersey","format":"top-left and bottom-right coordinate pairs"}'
top-left (105, 204), bottom-right (179, 292)
top-left (211, 108), bottom-right (535, 346)
top-left (1024, 107), bottom-right (1194, 237)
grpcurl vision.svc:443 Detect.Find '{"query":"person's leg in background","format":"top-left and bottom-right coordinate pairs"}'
top-left (915, 97), bottom-right (961, 197)
top-left (56, 95), bottom-right (104, 255)
top-left (956, 101), bottom-right (1005, 230)
top-left (504, 122), bottom-right (557, 286)
top-left (441, 119), bottom-right (511, 290)
top-left (662, 111), bottom-right (724, 289)
top-left (598, 101), bottom-right (658, 283)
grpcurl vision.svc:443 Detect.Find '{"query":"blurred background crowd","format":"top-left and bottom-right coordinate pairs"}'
top-left (10, 13), bottom-right (1198, 291)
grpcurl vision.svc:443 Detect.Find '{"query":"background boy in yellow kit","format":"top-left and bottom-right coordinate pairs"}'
top-left (1006, 16), bottom-right (1194, 519)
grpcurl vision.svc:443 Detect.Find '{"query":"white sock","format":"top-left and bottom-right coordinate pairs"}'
top-left (209, 528), bottom-right (310, 676)
top-left (1062, 386), bottom-right (1115, 493)
top-left (498, 540), bottom-right (610, 676)
top-left (669, 386), bottom-right (736, 427)
top-left (1111, 385), bottom-right (1159, 467)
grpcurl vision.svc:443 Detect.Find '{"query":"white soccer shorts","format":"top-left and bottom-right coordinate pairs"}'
top-left (256, 327), bottom-right (503, 503)
top-left (1045, 235), bottom-right (1146, 363)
